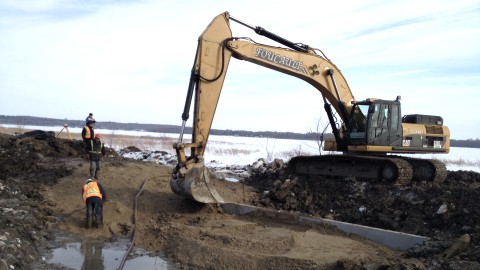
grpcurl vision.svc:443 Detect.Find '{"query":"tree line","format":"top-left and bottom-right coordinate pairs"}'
top-left (1, 115), bottom-right (478, 148)
top-left (450, 139), bottom-right (480, 148)
top-left (0, 115), bottom-right (316, 140)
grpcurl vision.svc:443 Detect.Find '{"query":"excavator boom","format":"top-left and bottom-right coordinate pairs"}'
top-left (171, 12), bottom-right (354, 203)
top-left (171, 13), bottom-right (233, 203)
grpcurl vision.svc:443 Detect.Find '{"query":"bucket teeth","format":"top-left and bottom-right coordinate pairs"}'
top-left (171, 160), bottom-right (224, 203)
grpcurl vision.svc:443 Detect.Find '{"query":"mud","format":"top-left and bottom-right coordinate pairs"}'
top-left (0, 130), bottom-right (479, 269)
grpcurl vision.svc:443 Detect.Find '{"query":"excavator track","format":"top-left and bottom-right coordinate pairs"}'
top-left (288, 155), bottom-right (413, 185)
top-left (400, 157), bottom-right (447, 184)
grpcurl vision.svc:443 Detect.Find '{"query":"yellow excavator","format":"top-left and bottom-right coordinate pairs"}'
top-left (171, 12), bottom-right (450, 203)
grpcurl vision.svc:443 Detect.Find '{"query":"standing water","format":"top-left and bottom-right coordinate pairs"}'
top-left (44, 232), bottom-right (179, 269)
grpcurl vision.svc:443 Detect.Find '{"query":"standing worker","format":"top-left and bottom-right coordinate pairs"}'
top-left (82, 119), bottom-right (95, 144)
top-left (85, 113), bottom-right (95, 124)
top-left (82, 178), bottom-right (107, 229)
top-left (88, 134), bottom-right (106, 180)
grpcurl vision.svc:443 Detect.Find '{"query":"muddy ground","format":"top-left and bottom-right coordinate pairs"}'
top-left (0, 130), bottom-right (479, 269)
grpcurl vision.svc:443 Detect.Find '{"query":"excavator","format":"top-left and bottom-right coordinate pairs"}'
top-left (171, 12), bottom-right (450, 203)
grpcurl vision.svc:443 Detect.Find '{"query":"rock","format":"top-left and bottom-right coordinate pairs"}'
top-left (443, 234), bottom-right (471, 259)
top-left (269, 159), bottom-right (284, 170)
top-left (0, 259), bottom-right (9, 270)
top-left (393, 209), bottom-right (403, 218)
top-left (272, 180), bottom-right (282, 188)
top-left (252, 159), bottom-right (265, 170)
top-left (436, 203), bottom-right (448, 215)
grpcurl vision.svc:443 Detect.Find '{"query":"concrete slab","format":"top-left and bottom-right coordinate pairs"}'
top-left (221, 202), bottom-right (427, 251)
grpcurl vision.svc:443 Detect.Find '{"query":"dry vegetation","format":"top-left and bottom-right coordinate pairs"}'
top-left (0, 126), bottom-right (174, 150)
top-left (0, 126), bottom-right (262, 159)
top-left (2, 126), bottom-right (479, 168)
top-left (441, 157), bottom-right (480, 167)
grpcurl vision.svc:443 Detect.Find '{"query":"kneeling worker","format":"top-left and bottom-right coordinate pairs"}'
top-left (82, 178), bottom-right (107, 229)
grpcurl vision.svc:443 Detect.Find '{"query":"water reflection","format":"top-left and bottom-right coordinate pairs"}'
top-left (47, 238), bottom-right (174, 270)
top-left (81, 240), bottom-right (104, 270)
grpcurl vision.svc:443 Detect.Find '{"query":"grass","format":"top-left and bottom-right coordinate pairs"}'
top-left (440, 158), bottom-right (480, 167)
top-left (107, 134), bottom-right (176, 151)
top-left (207, 147), bottom-right (258, 156)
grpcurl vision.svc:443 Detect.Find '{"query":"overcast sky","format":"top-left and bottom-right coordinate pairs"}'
top-left (0, 0), bottom-right (479, 139)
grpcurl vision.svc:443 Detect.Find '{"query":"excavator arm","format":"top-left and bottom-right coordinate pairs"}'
top-left (171, 12), bottom-right (356, 203)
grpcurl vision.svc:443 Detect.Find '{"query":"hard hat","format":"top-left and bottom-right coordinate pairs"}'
top-left (86, 178), bottom-right (93, 184)
top-left (94, 134), bottom-right (101, 139)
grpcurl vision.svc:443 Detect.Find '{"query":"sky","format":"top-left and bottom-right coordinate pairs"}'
top-left (0, 0), bottom-right (479, 139)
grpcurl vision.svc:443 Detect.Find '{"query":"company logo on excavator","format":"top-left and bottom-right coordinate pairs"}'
top-left (255, 47), bottom-right (307, 73)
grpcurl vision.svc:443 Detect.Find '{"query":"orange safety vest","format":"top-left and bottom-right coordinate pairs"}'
top-left (83, 126), bottom-right (92, 139)
top-left (83, 182), bottom-right (103, 204)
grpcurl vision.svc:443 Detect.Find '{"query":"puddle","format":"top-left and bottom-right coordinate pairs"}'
top-left (44, 232), bottom-right (179, 270)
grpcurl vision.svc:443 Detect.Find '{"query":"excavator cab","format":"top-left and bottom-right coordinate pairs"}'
top-left (348, 98), bottom-right (402, 148)
top-left (348, 103), bottom-right (369, 143)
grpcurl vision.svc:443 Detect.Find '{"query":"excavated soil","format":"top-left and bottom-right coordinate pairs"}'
top-left (0, 130), bottom-right (479, 269)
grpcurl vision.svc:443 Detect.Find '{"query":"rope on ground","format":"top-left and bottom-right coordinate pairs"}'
top-left (61, 207), bottom-right (86, 217)
top-left (117, 178), bottom-right (149, 270)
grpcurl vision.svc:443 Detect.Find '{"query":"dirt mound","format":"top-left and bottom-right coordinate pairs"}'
top-left (0, 132), bottom-right (78, 268)
top-left (244, 159), bottom-right (480, 268)
top-left (0, 131), bottom-right (120, 269)
top-left (0, 130), bottom-right (121, 181)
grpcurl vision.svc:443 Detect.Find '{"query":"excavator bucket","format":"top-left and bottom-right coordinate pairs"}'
top-left (169, 12), bottom-right (231, 204)
top-left (170, 157), bottom-right (224, 204)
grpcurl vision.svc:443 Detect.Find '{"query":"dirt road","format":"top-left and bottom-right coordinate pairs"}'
top-left (0, 130), bottom-right (479, 269)
top-left (46, 158), bottom-right (421, 269)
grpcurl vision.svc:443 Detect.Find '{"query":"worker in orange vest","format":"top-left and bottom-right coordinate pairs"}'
top-left (82, 120), bottom-right (95, 145)
top-left (82, 178), bottom-right (107, 229)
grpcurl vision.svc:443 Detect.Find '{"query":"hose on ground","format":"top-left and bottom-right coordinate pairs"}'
top-left (117, 178), bottom-right (149, 270)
